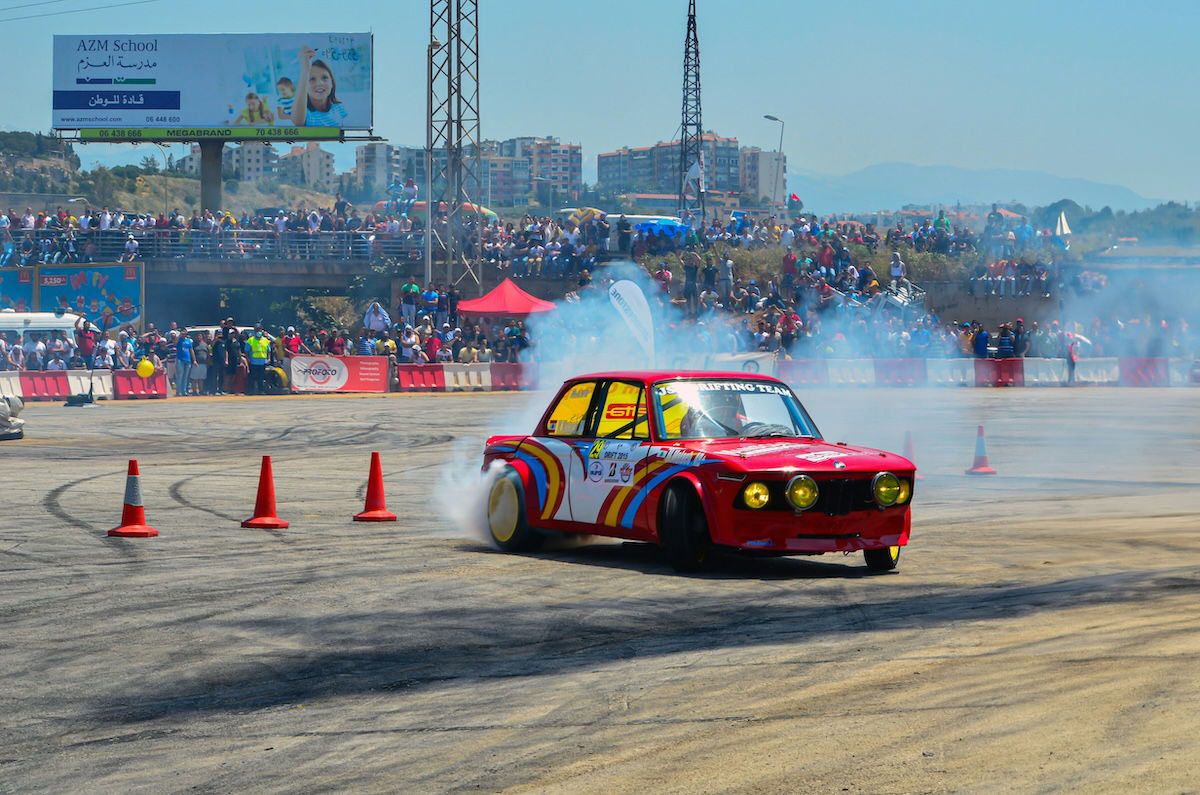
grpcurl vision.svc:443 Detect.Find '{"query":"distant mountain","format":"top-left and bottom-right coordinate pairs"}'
top-left (789, 163), bottom-right (1158, 214)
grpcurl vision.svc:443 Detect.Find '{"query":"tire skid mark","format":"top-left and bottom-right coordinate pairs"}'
top-left (42, 472), bottom-right (141, 561)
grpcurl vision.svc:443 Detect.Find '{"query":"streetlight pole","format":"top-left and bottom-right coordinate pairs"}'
top-left (763, 114), bottom-right (785, 212)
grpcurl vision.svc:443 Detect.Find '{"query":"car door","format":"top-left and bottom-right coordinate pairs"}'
top-left (519, 379), bottom-right (600, 524)
top-left (568, 380), bottom-right (652, 530)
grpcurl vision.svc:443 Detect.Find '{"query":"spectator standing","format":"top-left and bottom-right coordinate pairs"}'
top-left (175, 328), bottom-right (194, 396)
top-left (191, 332), bottom-right (211, 395)
top-left (244, 327), bottom-right (271, 395)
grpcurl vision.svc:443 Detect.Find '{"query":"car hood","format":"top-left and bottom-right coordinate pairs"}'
top-left (656, 438), bottom-right (914, 474)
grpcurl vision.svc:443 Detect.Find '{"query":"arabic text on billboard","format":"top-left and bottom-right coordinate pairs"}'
top-left (53, 34), bottom-right (372, 133)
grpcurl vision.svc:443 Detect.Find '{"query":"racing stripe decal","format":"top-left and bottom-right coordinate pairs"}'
top-left (598, 459), bottom-right (665, 527)
top-left (519, 440), bottom-right (565, 521)
top-left (619, 464), bottom-right (688, 529)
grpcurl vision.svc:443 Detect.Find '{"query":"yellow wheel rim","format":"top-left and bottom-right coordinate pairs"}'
top-left (488, 477), bottom-right (520, 543)
top-left (888, 546), bottom-right (900, 561)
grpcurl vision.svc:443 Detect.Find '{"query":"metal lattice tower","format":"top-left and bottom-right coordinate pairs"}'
top-left (427, 0), bottom-right (483, 293)
top-left (679, 0), bottom-right (704, 220)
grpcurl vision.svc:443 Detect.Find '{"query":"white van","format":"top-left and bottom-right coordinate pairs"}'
top-left (0, 310), bottom-right (100, 343)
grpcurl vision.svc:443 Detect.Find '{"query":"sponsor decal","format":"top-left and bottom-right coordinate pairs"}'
top-left (604, 462), bottom-right (621, 483)
top-left (589, 440), bottom-right (639, 461)
top-left (650, 446), bottom-right (705, 466)
top-left (619, 463), bottom-right (633, 483)
top-left (656, 381), bottom-right (790, 396)
top-left (833, 461), bottom-right (847, 469)
top-left (795, 451), bottom-right (849, 463)
top-left (588, 460), bottom-right (604, 482)
top-left (744, 539), bottom-right (773, 547)
top-left (603, 402), bottom-right (637, 420)
top-left (723, 442), bottom-right (808, 458)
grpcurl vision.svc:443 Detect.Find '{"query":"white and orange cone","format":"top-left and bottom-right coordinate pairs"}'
top-left (109, 459), bottom-right (159, 537)
top-left (903, 430), bottom-right (924, 480)
top-left (964, 424), bottom-right (997, 475)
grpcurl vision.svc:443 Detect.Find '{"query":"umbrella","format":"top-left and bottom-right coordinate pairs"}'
top-left (568, 207), bottom-right (604, 225)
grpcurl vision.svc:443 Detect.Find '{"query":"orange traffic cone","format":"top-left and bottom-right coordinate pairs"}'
top-left (242, 455), bottom-right (289, 529)
top-left (354, 451), bottom-right (398, 522)
top-left (902, 430), bottom-right (924, 480)
top-left (965, 424), bottom-right (997, 475)
top-left (109, 459), bottom-right (158, 537)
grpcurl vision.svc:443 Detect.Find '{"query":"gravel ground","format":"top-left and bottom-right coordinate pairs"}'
top-left (3, 387), bottom-right (1199, 793)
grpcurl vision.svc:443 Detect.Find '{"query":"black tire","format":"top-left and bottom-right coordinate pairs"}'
top-left (864, 545), bottom-right (901, 572)
top-left (659, 483), bottom-right (712, 572)
top-left (486, 469), bottom-right (543, 553)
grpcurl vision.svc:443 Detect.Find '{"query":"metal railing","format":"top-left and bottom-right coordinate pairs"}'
top-left (1, 228), bottom-right (432, 265)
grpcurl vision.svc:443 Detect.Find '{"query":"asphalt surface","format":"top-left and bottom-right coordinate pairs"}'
top-left (3, 387), bottom-right (1199, 793)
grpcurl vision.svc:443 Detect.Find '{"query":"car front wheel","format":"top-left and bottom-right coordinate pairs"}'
top-left (487, 469), bottom-right (543, 553)
top-left (659, 484), bottom-right (712, 572)
top-left (864, 545), bottom-right (900, 572)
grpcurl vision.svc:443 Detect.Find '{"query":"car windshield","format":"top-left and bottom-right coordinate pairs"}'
top-left (653, 379), bottom-right (819, 440)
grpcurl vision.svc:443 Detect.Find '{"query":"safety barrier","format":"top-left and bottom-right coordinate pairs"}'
top-left (443, 363), bottom-right (491, 391)
top-left (111, 369), bottom-right (170, 398)
top-left (873, 358), bottom-right (927, 386)
top-left (974, 358), bottom-right (1025, 387)
top-left (927, 359), bottom-right (975, 386)
top-left (1073, 358), bottom-right (1120, 386)
top-left (826, 359), bottom-right (875, 386)
top-left (1023, 358), bottom-right (1067, 386)
top-left (490, 362), bottom-right (538, 390)
top-left (395, 364), bottom-right (446, 392)
top-left (1118, 358), bottom-right (1169, 387)
top-left (776, 358), bottom-right (829, 386)
top-left (1168, 359), bottom-right (1198, 387)
top-left (0, 371), bottom-right (22, 398)
top-left (66, 371), bottom-right (115, 400)
top-left (18, 371), bottom-right (71, 400)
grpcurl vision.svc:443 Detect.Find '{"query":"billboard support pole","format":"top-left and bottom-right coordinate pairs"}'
top-left (199, 141), bottom-right (224, 214)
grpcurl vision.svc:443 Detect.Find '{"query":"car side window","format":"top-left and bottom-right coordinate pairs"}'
top-left (545, 381), bottom-right (597, 437)
top-left (594, 381), bottom-right (650, 440)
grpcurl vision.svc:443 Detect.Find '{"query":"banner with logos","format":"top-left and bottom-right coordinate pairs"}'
top-left (289, 355), bottom-right (389, 393)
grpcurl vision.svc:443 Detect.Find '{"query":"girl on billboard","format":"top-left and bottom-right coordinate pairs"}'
top-left (291, 46), bottom-right (347, 127)
top-left (234, 92), bottom-right (275, 126)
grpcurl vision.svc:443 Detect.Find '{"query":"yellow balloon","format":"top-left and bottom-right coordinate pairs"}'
top-left (136, 358), bottom-right (155, 378)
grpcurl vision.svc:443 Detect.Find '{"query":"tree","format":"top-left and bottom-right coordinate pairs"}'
top-left (139, 156), bottom-right (160, 175)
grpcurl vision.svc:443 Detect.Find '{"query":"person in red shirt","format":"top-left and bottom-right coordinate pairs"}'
top-left (326, 329), bottom-right (347, 355)
top-left (73, 315), bottom-right (96, 364)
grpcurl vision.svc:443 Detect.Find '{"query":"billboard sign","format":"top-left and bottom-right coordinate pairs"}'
top-left (53, 33), bottom-right (372, 135)
top-left (0, 267), bottom-right (35, 312)
top-left (37, 264), bottom-right (144, 331)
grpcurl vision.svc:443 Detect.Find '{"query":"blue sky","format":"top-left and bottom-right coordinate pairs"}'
top-left (7, 0), bottom-right (1196, 199)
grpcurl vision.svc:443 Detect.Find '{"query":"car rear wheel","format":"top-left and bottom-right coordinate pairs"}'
top-left (487, 469), bottom-right (543, 553)
top-left (864, 545), bottom-right (901, 572)
top-left (659, 484), bottom-right (712, 572)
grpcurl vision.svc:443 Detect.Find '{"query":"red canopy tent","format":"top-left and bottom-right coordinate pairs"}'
top-left (456, 277), bottom-right (558, 318)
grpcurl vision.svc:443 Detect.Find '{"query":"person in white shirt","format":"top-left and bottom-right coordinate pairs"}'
top-left (99, 209), bottom-right (113, 231)
top-left (21, 209), bottom-right (35, 229)
top-left (120, 235), bottom-right (140, 262)
top-left (78, 212), bottom-right (92, 230)
top-left (46, 352), bottom-right (68, 371)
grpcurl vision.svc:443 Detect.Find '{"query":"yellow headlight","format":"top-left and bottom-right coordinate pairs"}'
top-left (896, 478), bottom-right (912, 505)
top-left (873, 472), bottom-right (901, 506)
top-left (742, 481), bottom-right (770, 509)
top-left (785, 475), bottom-right (819, 510)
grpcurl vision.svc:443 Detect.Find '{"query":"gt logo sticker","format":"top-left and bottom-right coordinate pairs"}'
top-left (604, 403), bottom-right (637, 420)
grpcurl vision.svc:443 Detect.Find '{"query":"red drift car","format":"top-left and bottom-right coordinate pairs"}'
top-left (483, 371), bottom-right (915, 572)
